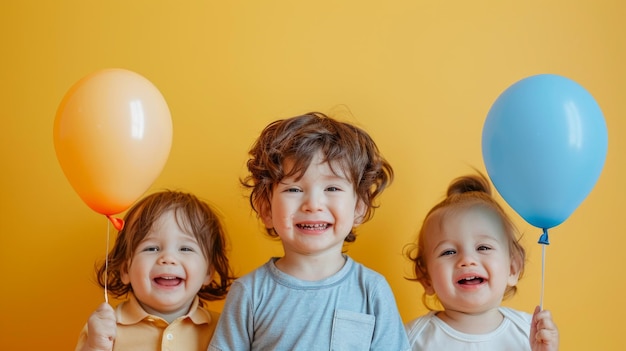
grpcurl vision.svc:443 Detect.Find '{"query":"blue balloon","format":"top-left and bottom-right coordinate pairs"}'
top-left (482, 74), bottom-right (608, 229)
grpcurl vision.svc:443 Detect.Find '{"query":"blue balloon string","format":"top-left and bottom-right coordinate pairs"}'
top-left (538, 228), bottom-right (549, 311)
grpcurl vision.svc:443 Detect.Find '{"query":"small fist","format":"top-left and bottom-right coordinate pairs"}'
top-left (84, 302), bottom-right (117, 351)
top-left (530, 306), bottom-right (559, 351)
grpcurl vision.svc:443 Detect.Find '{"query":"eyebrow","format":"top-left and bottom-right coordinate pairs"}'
top-left (430, 234), bottom-right (501, 251)
top-left (430, 240), bottom-right (453, 255)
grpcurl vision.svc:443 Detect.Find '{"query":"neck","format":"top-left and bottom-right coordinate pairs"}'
top-left (138, 298), bottom-right (194, 324)
top-left (436, 307), bottom-right (503, 334)
top-left (275, 253), bottom-right (346, 281)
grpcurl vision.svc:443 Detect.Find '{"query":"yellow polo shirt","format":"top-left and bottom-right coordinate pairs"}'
top-left (75, 294), bottom-right (219, 351)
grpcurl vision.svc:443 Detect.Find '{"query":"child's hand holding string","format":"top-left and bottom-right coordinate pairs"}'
top-left (530, 305), bottom-right (559, 351)
top-left (80, 302), bottom-right (116, 351)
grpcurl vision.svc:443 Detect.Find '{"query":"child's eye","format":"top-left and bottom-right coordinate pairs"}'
top-left (440, 249), bottom-right (456, 256)
top-left (180, 247), bottom-right (194, 252)
top-left (142, 246), bottom-right (159, 252)
top-left (477, 245), bottom-right (492, 251)
top-left (326, 186), bottom-right (341, 192)
top-left (285, 188), bottom-right (302, 193)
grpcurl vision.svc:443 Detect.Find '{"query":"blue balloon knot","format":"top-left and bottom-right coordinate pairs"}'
top-left (538, 228), bottom-right (550, 245)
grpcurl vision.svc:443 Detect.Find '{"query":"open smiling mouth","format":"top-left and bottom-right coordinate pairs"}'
top-left (458, 276), bottom-right (485, 285)
top-left (154, 277), bottom-right (182, 286)
top-left (296, 223), bottom-right (329, 230)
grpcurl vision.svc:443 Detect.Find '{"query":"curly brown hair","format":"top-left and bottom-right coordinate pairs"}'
top-left (241, 112), bottom-right (393, 242)
top-left (95, 190), bottom-right (235, 302)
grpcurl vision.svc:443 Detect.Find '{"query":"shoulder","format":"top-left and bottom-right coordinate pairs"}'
top-left (347, 258), bottom-right (395, 297)
top-left (191, 301), bottom-right (221, 326)
top-left (206, 308), bottom-right (220, 322)
top-left (223, 259), bottom-right (281, 304)
top-left (499, 306), bottom-right (532, 324)
top-left (231, 258), bottom-right (275, 284)
top-left (405, 311), bottom-right (438, 336)
top-left (348, 257), bottom-right (387, 281)
top-left (499, 306), bottom-right (532, 337)
top-left (205, 309), bottom-right (221, 332)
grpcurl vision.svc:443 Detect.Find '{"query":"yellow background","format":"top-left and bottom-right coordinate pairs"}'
top-left (1, 1), bottom-right (624, 349)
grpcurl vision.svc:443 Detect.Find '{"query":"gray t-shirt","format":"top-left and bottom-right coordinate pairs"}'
top-left (209, 256), bottom-right (410, 351)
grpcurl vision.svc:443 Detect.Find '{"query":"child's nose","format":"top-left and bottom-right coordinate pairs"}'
top-left (301, 192), bottom-right (323, 212)
top-left (457, 252), bottom-right (478, 267)
top-left (158, 250), bottom-right (178, 265)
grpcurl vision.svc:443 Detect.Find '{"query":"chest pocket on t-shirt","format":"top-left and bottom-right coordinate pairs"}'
top-left (330, 309), bottom-right (375, 350)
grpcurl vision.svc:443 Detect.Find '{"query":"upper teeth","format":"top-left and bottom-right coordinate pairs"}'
top-left (301, 223), bottom-right (326, 228)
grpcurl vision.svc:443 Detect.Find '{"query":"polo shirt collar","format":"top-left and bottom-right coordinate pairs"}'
top-left (116, 293), bottom-right (211, 325)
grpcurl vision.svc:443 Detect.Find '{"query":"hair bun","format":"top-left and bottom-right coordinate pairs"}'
top-left (447, 173), bottom-right (492, 197)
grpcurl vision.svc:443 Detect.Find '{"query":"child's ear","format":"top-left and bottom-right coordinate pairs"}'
top-left (121, 265), bottom-right (130, 285)
top-left (421, 279), bottom-right (436, 295)
top-left (507, 257), bottom-right (522, 286)
top-left (353, 200), bottom-right (367, 227)
top-left (260, 208), bottom-right (273, 229)
top-left (203, 268), bottom-right (213, 286)
top-left (256, 201), bottom-right (274, 229)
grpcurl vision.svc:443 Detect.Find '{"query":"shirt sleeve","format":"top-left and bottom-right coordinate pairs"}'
top-left (208, 280), bottom-right (253, 351)
top-left (369, 277), bottom-right (411, 351)
top-left (74, 323), bottom-right (88, 351)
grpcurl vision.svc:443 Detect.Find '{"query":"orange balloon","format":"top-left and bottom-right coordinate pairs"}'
top-left (54, 68), bottom-right (172, 216)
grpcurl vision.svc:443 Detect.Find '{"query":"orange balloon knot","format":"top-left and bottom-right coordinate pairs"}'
top-left (106, 215), bottom-right (125, 231)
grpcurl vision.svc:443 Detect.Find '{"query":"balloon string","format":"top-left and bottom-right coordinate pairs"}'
top-left (538, 228), bottom-right (550, 311)
top-left (540, 244), bottom-right (546, 310)
top-left (104, 219), bottom-right (110, 304)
